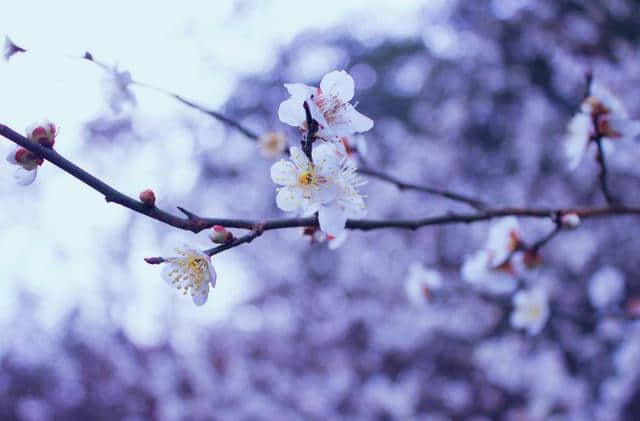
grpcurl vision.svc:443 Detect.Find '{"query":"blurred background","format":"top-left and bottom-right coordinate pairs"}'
top-left (2, 0), bottom-right (640, 419)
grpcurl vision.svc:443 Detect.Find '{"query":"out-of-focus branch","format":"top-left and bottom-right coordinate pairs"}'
top-left (359, 167), bottom-right (486, 210)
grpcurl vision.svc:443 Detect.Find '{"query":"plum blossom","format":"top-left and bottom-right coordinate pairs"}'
top-left (278, 70), bottom-right (373, 138)
top-left (588, 266), bottom-right (625, 309)
top-left (26, 120), bottom-right (57, 148)
top-left (102, 65), bottom-right (136, 113)
top-left (6, 146), bottom-right (44, 185)
top-left (461, 217), bottom-right (523, 294)
top-left (510, 288), bottom-right (550, 335)
top-left (161, 248), bottom-right (216, 306)
top-left (257, 131), bottom-right (287, 159)
top-left (405, 262), bottom-right (442, 305)
top-left (565, 82), bottom-right (640, 169)
top-left (271, 142), bottom-right (366, 236)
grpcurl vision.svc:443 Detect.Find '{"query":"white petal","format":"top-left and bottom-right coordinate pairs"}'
top-left (335, 104), bottom-right (374, 134)
top-left (270, 160), bottom-right (298, 185)
top-left (312, 181), bottom-right (339, 204)
top-left (6, 147), bottom-right (17, 164)
top-left (276, 186), bottom-right (304, 211)
top-left (278, 97), bottom-right (307, 127)
top-left (312, 143), bottom-right (341, 176)
top-left (284, 83), bottom-right (316, 98)
top-left (14, 167), bottom-right (37, 185)
top-left (192, 283), bottom-right (209, 306)
top-left (318, 205), bottom-right (348, 236)
top-left (320, 70), bottom-right (354, 102)
top-left (328, 231), bottom-right (348, 250)
top-left (289, 146), bottom-right (310, 170)
top-left (208, 261), bottom-right (217, 288)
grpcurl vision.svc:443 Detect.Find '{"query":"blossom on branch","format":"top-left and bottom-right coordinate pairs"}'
top-left (510, 287), bottom-right (550, 335)
top-left (405, 263), bottom-right (442, 306)
top-left (278, 70), bottom-right (373, 138)
top-left (161, 248), bottom-right (216, 306)
top-left (565, 81), bottom-right (640, 169)
top-left (6, 146), bottom-right (44, 185)
top-left (461, 217), bottom-right (524, 294)
top-left (588, 266), bottom-right (625, 310)
top-left (271, 142), bottom-right (366, 236)
top-left (26, 120), bottom-right (57, 148)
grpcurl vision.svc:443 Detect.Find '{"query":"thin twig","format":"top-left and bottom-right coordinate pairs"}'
top-left (359, 167), bottom-right (486, 210)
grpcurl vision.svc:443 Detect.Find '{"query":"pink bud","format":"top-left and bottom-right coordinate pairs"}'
top-left (26, 120), bottom-right (57, 148)
top-left (139, 189), bottom-right (156, 207)
top-left (209, 225), bottom-right (233, 244)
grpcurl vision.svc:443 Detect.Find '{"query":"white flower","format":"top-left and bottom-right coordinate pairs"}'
top-left (316, 151), bottom-right (367, 236)
top-left (278, 70), bottom-right (373, 138)
top-left (461, 218), bottom-right (523, 294)
top-left (405, 263), bottom-right (442, 305)
top-left (6, 146), bottom-right (43, 185)
top-left (588, 266), bottom-right (625, 309)
top-left (161, 248), bottom-right (216, 306)
top-left (461, 250), bottom-right (518, 294)
top-left (564, 112), bottom-right (593, 170)
top-left (271, 144), bottom-right (341, 213)
top-left (510, 288), bottom-right (550, 335)
top-left (257, 131), bottom-right (286, 159)
top-left (102, 65), bottom-right (136, 114)
top-left (486, 217), bottom-right (522, 268)
top-left (565, 82), bottom-right (640, 170)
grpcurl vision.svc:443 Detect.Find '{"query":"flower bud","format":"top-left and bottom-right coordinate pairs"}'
top-left (26, 120), bottom-right (57, 148)
top-left (560, 213), bottom-right (580, 229)
top-left (139, 189), bottom-right (156, 207)
top-left (209, 225), bottom-right (233, 244)
top-left (14, 147), bottom-right (44, 170)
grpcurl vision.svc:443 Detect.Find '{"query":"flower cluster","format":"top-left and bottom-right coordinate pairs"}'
top-left (564, 81), bottom-right (640, 169)
top-left (5, 120), bottom-right (57, 185)
top-left (272, 70), bottom-right (372, 237)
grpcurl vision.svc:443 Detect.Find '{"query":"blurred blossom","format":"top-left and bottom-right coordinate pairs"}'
top-left (102, 65), bottom-right (136, 114)
top-left (257, 131), bottom-right (287, 159)
top-left (588, 266), bottom-right (626, 309)
top-left (510, 287), bottom-right (550, 335)
top-left (404, 262), bottom-right (442, 305)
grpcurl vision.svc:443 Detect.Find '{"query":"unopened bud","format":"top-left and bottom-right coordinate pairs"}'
top-left (26, 120), bottom-right (57, 148)
top-left (209, 225), bottom-right (233, 244)
top-left (560, 213), bottom-right (580, 229)
top-left (139, 189), bottom-right (156, 207)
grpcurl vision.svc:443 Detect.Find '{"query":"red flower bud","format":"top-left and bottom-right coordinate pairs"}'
top-left (209, 225), bottom-right (233, 244)
top-left (26, 120), bottom-right (57, 148)
top-left (139, 189), bottom-right (156, 207)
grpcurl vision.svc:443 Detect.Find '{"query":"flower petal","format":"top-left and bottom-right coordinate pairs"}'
top-left (312, 142), bottom-right (341, 176)
top-left (331, 104), bottom-right (374, 135)
top-left (278, 97), bottom-right (307, 127)
top-left (14, 167), bottom-right (37, 185)
top-left (276, 186), bottom-right (304, 211)
top-left (289, 146), bottom-right (310, 170)
top-left (270, 160), bottom-right (298, 185)
top-left (6, 147), bottom-right (17, 164)
top-left (318, 205), bottom-right (348, 236)
top-left (192, 283), bottom-right (209, 306)
top-left (284, 83), bottom-right (316, 98)
top-left (320, 70), bottom-right (354, 102)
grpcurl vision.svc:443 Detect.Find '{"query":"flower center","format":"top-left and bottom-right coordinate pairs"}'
top-left (167, 251), bottom-right (209, 295)
top-left (315, 91), bottom-right (347, 125)
top-left (298, 171), bottom-right (314, 186)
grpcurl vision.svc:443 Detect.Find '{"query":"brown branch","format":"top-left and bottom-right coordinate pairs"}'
top-left (4, 123), bottom-right (640, 255)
